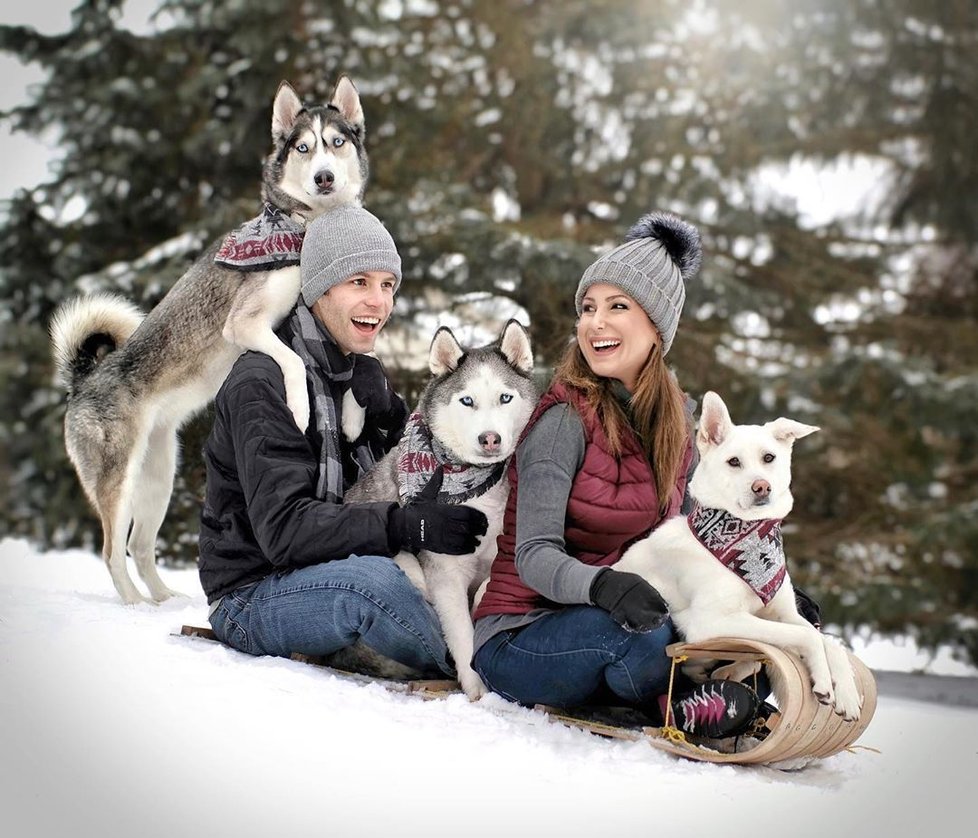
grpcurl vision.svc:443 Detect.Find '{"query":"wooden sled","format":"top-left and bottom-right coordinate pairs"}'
top-left (176, 625), bottom-right (459, 697)
top-left (630, 638), bottom-right (879, 766)
top-left (176, 626), bottom-right (877, 767)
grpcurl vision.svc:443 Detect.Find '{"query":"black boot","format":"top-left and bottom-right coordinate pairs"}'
top-left (658, 679), bottom-right (761, 738)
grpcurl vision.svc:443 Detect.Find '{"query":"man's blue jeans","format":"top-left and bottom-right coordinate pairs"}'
top-left (473, 605), bottom-right (680, 708)
top-left (209, 555), bottom-right (452, 677)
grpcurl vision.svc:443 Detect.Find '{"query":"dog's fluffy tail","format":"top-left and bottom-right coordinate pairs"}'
top-left (50, 293), bottom-right (144, 389)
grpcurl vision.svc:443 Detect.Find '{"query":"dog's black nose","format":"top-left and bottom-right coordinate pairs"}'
top-left (752, 479), bottom-right (770, 500)
top-left (478, 431), bottom-right (501, 454)
top-left (314, 170), bottom-right (335, 190)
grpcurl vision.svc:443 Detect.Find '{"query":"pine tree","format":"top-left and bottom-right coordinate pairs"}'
top-left (1, 0), bottom-right (975, 661)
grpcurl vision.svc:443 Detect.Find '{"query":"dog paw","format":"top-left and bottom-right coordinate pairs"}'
top-left (289, 398), bottom-right (310, 435)
top-left (458, 669), bottom-right (488, 702)
top-left (811, 680), bottom-right (834, 708)
top-left (832, 677), bottom-right (863, 721)
top-left (340, 389), bottom-right (365, 442)
top-left (121, 593), bottom-right (152, 607)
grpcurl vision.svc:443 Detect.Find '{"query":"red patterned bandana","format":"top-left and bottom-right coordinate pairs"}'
top-left (396, 412), bottom-right (506, 504)
top-left (214, 204), bottom-right (304, 272)
top-left (687, 503), bottom-right (786, 604)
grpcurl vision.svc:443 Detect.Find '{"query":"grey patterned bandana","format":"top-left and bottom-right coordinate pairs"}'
top-left (396, 412), bottom-right (506, 504)
top-left (287, 304), bottom-right (377, 502)
top-left (215, 203), bottom-right (305, 272)
top-left (687, 503), bottom-right (786, 604)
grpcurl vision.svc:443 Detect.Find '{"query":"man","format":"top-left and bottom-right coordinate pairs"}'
top-left (198, 205), bottom-right (488, 675)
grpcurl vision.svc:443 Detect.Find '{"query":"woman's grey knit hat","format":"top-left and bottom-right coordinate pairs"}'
top-left (574, 211), bottom-right (702, 355)
top-left (300, 205), bottom-right (402, 305)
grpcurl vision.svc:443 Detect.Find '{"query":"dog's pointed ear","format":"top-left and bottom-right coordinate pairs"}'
top-left (331, 76), bottom-right (365, 135)
top-left (499, 320), bottom-right (533, 374)
top-left (272, 81), bottom-right (303, 141)
top-left (430, 327), bottom-right (465, 376)
top-left (697, 391), bottom-right (733, 448)
top-left (765, 418), bottom-right (820, 445)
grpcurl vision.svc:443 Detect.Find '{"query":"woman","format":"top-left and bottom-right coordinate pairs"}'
top-left (471, 211), bottom-right (762, 738)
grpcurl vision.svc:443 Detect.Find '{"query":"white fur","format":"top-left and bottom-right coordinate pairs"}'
top-left (395, 475), bottom-right (510, 700)
top-left (382, 321), bottom-right (536, 701)
top-left (340, 322), bottom-right (535, 697)
top-left (49, 294), bottom-right (144, 388)
top-left (614, 391), bottom-right (863, 721)
top-left (428, 371), bottom-right (528, 466)
top-left (276, 118), bottom-right (362, 215)
top-left (408, 321), bottom-right (534, 699)
top-left (273, 79), bottom-right (364, 219)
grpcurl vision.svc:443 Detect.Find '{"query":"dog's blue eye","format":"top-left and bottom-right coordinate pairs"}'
top-left (460, 396), bottom-right (474, 407)
top-left (727, 457), bottom-right (741, 468)
top-left (296, 142), bottom-right (309, 153)
top-left (500, 393), bottom-right (513, 404)
top-left (333, 136), bottom-right (345, 147)
top-left (763, 453), bottom-right (775, 463)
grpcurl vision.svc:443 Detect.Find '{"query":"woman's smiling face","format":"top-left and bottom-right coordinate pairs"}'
top-left (577, 282), bottom-right (660, 392)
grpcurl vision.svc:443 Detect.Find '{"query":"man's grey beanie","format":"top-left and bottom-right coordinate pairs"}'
top-left (300, 205), bottom-right (402, 305)
top-left (574, 211), bottom-right (702, 355)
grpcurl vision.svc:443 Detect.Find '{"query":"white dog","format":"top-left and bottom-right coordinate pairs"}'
top-left (614, 391), bottom-right (863, 721)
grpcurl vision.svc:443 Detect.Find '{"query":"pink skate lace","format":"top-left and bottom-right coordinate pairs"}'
top-left (660, 683), bottom-right (738, 733)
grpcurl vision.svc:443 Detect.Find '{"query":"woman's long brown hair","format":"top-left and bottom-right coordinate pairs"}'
top-left (554, 340), bottom-right (690, 514)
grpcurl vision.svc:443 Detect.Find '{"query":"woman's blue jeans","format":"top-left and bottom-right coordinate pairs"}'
top-left (473, 605), bottom-right (681, 708)
top-left (209, 555), bottom-right (452, 677)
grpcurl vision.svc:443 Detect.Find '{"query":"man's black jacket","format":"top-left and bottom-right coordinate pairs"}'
top-left (198, 323), bottom-right (406, 604)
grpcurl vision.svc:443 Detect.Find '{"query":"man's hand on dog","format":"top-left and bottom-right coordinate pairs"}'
top-left (389, 468), bottom-right (489, 556)
top-left (591, 568), bottom-right (669, 631)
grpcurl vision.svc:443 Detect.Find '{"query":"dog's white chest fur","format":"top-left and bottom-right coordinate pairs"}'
top-left (615, 515), bottom-right (781, 630)
top-left (612, 390), bottom-right (863, 722)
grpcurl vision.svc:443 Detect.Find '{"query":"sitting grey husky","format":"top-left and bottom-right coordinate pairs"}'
top-left (50, 78), bottom-right (367, 604)
top-left (614, 391), bottom-right (863, 721)
top-left (340, 320), bottom-right (537, 699)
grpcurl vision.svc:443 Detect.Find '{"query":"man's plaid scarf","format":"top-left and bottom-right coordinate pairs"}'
top-left (215, 204), bottom-right (305, 272)
top-left (396, 412), bottom-right (506, 504)
top-left (687, 503), bottom-right (786, 604)
top-left (288, 304), bottom-right (378, 503)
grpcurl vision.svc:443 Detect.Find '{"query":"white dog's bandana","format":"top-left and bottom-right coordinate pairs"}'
top-left (396, 412), bottom-right (506, 505)
top-left (214, 204), bottom-right (304, 271)
top-left (687, 504), bottom-right (786, 604)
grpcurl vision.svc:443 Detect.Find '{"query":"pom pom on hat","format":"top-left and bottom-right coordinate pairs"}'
top-left (624, 210), bottom-right (702, 284)
top-left (575, 210), bottom-right (702, 355)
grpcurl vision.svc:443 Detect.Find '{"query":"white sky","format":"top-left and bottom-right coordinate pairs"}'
top-left (0, 0), bottom-right (161, 199)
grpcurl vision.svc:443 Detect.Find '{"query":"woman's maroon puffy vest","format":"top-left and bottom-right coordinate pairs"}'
top-left (474, 381), bottom-right (692, 620)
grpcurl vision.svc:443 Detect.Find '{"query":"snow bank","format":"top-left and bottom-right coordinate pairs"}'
top-left (1, 537), bottom-right (973, 838)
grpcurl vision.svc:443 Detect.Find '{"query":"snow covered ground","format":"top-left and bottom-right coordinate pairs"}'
top-left (1, 536), bottom-right (975, 838)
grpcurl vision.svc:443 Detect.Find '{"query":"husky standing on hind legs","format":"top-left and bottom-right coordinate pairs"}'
top-left (50, 77), bottom-right (368, 604)
top-left (196, 206), bottom-right (489, 678)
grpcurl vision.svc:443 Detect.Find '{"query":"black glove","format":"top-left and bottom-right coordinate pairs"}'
top-left (350, 354), bottom-right (394, 417)
top-left (389, 469), bottom-right (489, 556)
top-left (590, 567), bottom-right (669, 632)
top-left (794, 586), bottom-right (822, 629)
